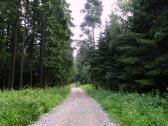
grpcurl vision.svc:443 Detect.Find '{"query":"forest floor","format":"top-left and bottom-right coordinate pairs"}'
top-left (30, 87), bottom-right (117, 126)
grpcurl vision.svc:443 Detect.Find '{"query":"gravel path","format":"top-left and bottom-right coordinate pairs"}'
top-left (30, 88), bottom-right (117, 126)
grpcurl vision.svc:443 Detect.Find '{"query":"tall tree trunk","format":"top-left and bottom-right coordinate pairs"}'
top-left (39, 37), bottom-right (44, 87)
top-left (39, 21), bottom-right (45, 87)
top-left (7, 46), bottom-right (12, 89)
top-left (3, 69), bottom-right (7, 90)
top-left (30, 65), bottom-right (33, 87)
top-left (11, 0), bottom-right (20, 89)
top-left (91, 3), bottom-right (95, 49)
top-left (19, 37), bottom-right (24, 89)
top-left (19, 0), bottom-right (28, 89)
top-left (7, 25), bottom-right (11, 89)
top-left (19, 26), bottom-right (26, 88)
top-left (29, 19), bottom-right (35, 87)
top-left (30, 34), bottom-right (34, 87)
top-left (92, 26), bottom-right (95, 49)
top-left (11, 27), bottom-right (18, 89)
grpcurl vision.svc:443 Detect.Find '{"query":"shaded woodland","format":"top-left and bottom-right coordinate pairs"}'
top-left (0, 0), bottom-right (74, 89)
top-left (76, 0), bottom-right (168, 93)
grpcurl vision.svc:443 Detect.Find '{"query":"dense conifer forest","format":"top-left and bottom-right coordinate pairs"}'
top-left (76, 0), bottom-right (168, 93)
top-left (0, 0), bottom-right (168, 93)
top-left (0, 0), bottom-right (168, 126)
top-left (0, 0), bottom-right (74, 89)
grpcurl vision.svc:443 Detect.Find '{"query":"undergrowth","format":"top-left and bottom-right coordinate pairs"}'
top-left (0, 86), bottom-right (70, 126)
top-left (82, 84), bottom-right (168, 126)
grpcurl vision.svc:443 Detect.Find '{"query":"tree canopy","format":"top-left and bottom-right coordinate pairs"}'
top-left (76, 0), bottom-right (168, 93)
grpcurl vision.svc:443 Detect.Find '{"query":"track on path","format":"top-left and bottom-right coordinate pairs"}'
top-left (30, 87), bottom-right (117, 126)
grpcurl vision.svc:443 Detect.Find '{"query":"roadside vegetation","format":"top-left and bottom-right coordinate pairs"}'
top-left (82, 85), bottom-right (168, 126)
top-left (0, 86), bottom-right (70, 126)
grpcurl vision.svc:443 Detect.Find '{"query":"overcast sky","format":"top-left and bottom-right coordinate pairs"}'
top-left (66, 0), bottom-right (117, 55)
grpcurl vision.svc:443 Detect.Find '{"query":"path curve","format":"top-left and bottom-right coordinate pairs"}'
top-left (30, 88), bottom-right (117, 126)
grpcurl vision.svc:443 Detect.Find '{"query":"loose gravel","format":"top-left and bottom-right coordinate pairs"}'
top-left (30, 88), bottom-right (118, 126)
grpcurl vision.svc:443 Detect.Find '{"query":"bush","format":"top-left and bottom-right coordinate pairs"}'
top-left (0, 86), bottom-right (70, 126)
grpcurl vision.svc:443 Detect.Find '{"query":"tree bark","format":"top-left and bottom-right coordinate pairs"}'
top-left (11, 0), bottom-right (20, 89)
top-left (7, 48), bottom-right (12, 89)
top-left (39, 19), bottom-right (46, 87)
top-left (30, 65), bottom-right (33, 87)
top-left (19, 0), bottom-right (28, 89)
top-left (11, 27), bottom-right (17, 89)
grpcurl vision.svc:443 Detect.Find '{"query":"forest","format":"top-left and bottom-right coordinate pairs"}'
top-left (0, 0), bottom-right (74, 90)
top-left (0, 0), bottom-right (167, 93)
top-left (76, 0), bottom-right (168, 93)
top-left (0, 0), bottom-right (168, 126)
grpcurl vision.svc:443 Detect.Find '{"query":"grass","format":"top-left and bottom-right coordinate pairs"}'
top-left (0, 86), bottom-right (70, 126)
top-left (81, 84), bottom-right (168, 126)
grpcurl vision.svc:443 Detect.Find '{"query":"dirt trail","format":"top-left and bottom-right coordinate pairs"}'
top-left (30, 88), bottom-right (117, 126)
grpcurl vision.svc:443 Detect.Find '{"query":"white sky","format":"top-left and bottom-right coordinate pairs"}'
top-left (66, 0), bottom-right (117, 56)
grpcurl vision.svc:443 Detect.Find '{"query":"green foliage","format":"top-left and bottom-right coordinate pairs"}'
top-left (80, 84), bottom-right (93, 91)
top-left (76, 0), bottom-right (103, 83)
top-left (0, 86), bottom-right (70, 126)
top-left (75, 41), bottom-right (92, 83)
top-left (45, 0), bottom-right (74, 85)
top-left (87, 0), bottom-right (168, 92)
top-left (81, 0), bottom-right (103, 28)
top-left (0, 0), bottom-right (74, 89)
top-left (83, 85), bottom-right (168, 126)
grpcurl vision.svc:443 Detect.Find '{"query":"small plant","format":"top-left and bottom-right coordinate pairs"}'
top-left (0, 86), bottom-right (70, 126)
top-left (82, 85), bottom-right (168, 126)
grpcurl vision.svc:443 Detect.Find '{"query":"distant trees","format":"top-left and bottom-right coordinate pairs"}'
top-left (77, 0), bottom-right (168, 92)
top-left (75, 40), bottom-right (91, 83)
top-left (75, 0), bottom-right (103, 84)
top-left (80, 0), bottom-right (103, 48)
top-left (0, 0), bottom-right (74, 89)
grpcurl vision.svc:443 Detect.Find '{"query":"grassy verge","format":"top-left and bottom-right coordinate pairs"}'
top-left (0, 86), bottom-right (70, 126)
top-left (81, 84), bottom-right (168, 126)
